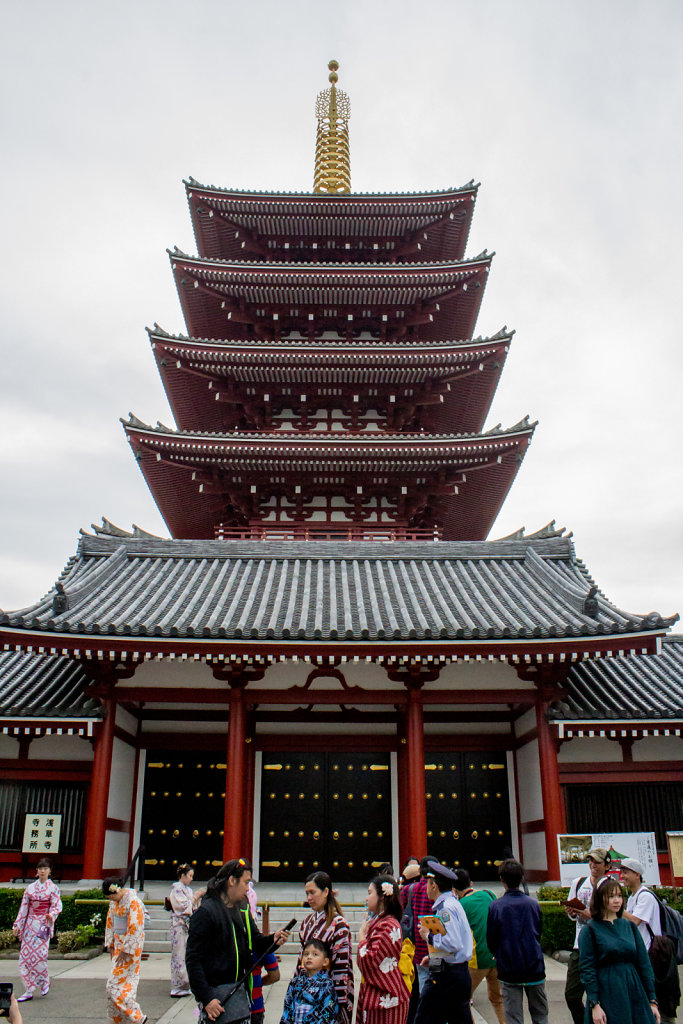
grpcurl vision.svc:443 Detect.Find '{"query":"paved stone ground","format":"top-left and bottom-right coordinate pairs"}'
top-left (0, 951), bottom-right (592, 1024)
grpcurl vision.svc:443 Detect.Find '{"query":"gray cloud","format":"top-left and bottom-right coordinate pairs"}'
top-left (1, 0), bottom-right (682, 620)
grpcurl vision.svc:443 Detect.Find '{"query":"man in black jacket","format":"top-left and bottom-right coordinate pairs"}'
top-left (486, 859), bottom-right (548, 1024)
top-left (186, 858), bottom-right (290, 1023)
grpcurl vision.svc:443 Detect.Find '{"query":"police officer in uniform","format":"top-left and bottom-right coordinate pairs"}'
top-left (414, 860), bottom-right (474, 1024)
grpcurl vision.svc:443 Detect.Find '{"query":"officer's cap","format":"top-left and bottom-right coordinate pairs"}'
top-left (424, 860), bottom-right (458, 888)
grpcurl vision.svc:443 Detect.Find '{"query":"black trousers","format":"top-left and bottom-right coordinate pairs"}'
top-left (413, 962), bottom-right (473, 1024)
top-left (564, 949), bottom-right (585, 1024)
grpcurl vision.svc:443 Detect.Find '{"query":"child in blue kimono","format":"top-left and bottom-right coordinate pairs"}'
top-left (281, 938), bottom-right (338, 1024)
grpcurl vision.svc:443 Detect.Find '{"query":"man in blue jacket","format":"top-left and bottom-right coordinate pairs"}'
top-left (486, 859), bottom-right (548, 1024)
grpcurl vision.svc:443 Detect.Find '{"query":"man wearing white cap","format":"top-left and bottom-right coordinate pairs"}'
top-left (564, 847), bottom-right (611, 1024)
top-left (622, 858), bottom-right (680, 1023)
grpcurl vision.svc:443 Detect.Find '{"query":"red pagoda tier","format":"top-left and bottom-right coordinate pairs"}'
top-left (124, 415), bottom-right (534, 541)
top-left (149, 326), bottom-right (513, 434)
top-left (124, 69), bottom-right (532, 544)
top-left (185, 179), bottom-right (478, 263)
top-left (167, 250), bottom-right (492, 342)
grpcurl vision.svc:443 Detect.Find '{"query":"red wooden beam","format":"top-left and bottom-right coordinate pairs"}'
top-left (0, 626), bottom-right (664, 661)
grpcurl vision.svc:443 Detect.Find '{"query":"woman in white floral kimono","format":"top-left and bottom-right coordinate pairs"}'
top-left (12, 858), bottom-right (62, 1002)
top-left (169, 863), bottom-right (198, 997)
top-left (104, 877), bottom-right (147, 1024)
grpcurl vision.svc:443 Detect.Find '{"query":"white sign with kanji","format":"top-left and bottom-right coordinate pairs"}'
top-left (22, 813), bottom-right (62, 854)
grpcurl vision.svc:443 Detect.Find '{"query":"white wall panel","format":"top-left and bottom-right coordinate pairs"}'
top-left (0, 735), bottom-right (20, 757)
top-left (103, 829), bottom-right (129, 872)
top-left (28, 735), bottom-right (93, 761)
top-left (558, 738), bottom-right (622, 763)
top-left (633, 736), bottom-right (683, 761)
top-left (434, 660), bottom-right (527, 690)
top-left (107, 737), bottom-right (136, 821)
top-left (521, 829), bottom-right (547, 872)
top-left (516, 739), bottom-right (543, 822)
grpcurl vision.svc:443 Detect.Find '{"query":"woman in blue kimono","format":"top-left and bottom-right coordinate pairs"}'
top-left (579, 876), bottom-right (660, 1024)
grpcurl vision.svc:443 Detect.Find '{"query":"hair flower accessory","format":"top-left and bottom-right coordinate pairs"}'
top-left (109, 883), bottom-right (121, 894)
top-left (381, 881), bottom-right (394, 897)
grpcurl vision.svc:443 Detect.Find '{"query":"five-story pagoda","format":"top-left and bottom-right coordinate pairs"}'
top-left (6, 61), bottom-right (676, 888)
top-left (124, 61), bottom-right (533, 542)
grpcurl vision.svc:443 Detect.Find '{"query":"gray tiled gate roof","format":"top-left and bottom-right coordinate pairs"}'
top-left (0, 650), bottom-right (101, 718)
top-left (552, 636), bottom-right (683, 720)
top-left (0, 534), bottom-right (675, 642)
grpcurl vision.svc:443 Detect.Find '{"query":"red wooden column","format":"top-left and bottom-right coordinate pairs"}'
top-left (536, 698), bottom-right (566, 881)
top-left (242, 735), bottom-right (255, 859)
top-left (404, 688), bottom-right (427, 859)
top-left (82, 692), bottom-right (117, 879)
top-left (223, 686), bottom-right (247, 860)
top-left (397, 736), bottom-right (410, 867)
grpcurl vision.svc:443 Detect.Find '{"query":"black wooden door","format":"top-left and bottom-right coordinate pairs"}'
top-left (141, 751), bottom-right (226, 880)
top-left (259, 753), bottom-right (393, 882)
top-left (425, 752), bottom-right (511, 880)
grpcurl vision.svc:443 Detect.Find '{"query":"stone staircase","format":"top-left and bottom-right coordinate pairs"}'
top-left (256, 901), bottom-right (368, 955)
top-left (143, 899), bottom-right (172, 953)
top-left (141, 895), bottom-right (368, 954)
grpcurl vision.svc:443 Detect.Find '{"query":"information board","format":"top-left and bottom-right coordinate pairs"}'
top-left (22, 813), bottom-right (62, 854)
top-left (666, 831), bottom-right (683, 880)
top-left (557, 832), bottom-right (660, 885)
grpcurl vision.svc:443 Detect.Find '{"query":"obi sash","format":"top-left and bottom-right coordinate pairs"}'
top-left (112, 913), bottom-right (129, 935)
top-left (30, 897), bottom-right (51, 917)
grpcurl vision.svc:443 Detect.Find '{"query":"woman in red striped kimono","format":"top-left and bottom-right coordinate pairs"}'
top-left (297, 871), bottom-right (354, 1024)
top-left (357, 876), bottom-right (410, 1024)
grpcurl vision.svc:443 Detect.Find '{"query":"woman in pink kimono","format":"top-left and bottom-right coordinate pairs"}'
top-left (168, 863), bottom-right (197, 997)
top-left (104, 877), bottom-right (147, 1024)
top-left (12, 857), bottom-right (62, 1002)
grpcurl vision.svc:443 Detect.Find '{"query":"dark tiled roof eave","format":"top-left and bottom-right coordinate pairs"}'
top-left (550, 636), bottom-right (683, 721)
top-left (0, 650), bottom-right (102, 719)
top-left (0, 535), bottom-right (676, 644)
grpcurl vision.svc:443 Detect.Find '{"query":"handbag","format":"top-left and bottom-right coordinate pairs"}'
top-left (198, 982), bottom-right (251, 1024)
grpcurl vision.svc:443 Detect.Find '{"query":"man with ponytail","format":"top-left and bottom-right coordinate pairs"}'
top-left (185, 858), bottom-right (291, 1023)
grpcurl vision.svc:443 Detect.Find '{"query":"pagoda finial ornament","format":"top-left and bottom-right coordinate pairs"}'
top-left (314, 59), bottom-right (351, 194)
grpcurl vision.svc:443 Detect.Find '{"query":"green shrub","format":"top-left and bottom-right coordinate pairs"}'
top-left (0, 888), bottom-right (106, 934)
top-left (0, 890), bottom-right (24, 930)
top-left (0, 930), bottom-right (18, 950)
top-left (56, 931), bottom-right (80, 953)
top-left (540, 905), bottom-right (575, 952)
top-left (56, 920), bottom-right (103, 952)
top-left (57, 891), bottom-right (106, 932)
top-left (537, 884), bottom-right (570, 902)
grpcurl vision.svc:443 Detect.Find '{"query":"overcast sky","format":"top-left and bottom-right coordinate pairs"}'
top-left (1, 0), bottom-right (682, 623)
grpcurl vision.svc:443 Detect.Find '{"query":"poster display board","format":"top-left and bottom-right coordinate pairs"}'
top-left (22, 813), bottom-right (62, 855)
top-left (557, 832), bottom-right (660, 885)
top-left (666, 831), bottom-right (683, 881)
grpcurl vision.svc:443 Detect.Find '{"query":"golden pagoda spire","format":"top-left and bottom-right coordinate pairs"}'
top-left (314, 59), bottom-right (351, 194)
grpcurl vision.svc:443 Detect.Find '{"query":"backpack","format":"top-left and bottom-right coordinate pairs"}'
top-left (400, 881), bottom-right (416, 942)
top-left (650, 889), bottom-right (683, 964)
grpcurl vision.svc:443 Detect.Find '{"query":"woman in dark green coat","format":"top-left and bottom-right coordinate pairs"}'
top-left (579, 876), bottom-right (660, 1024)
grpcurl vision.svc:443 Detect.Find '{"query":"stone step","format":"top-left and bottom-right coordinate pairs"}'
top-left (141, 903), bottom-right (368, 953)
top-left (144, 940), bottom-right (172, 953)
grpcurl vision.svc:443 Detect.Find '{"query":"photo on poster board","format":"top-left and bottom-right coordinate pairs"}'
top-left (557, 832), bottom-right (660, 885)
